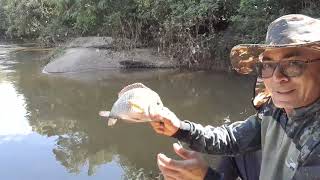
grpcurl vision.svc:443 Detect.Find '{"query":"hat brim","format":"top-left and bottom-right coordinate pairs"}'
top-left (230, 41), bottom-right (320, 74)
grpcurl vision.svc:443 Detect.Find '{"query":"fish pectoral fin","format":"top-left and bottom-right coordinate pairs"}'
top-left (128, 100), bottom-right (145, 113)
top-left (108, 118), bottom-right (118, 126)
top-left (126, 117), bottom-right (141, 123)
top-left (126, 117), bottom-right (152, 123)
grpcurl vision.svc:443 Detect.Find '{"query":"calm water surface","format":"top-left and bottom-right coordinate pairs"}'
top-left (0, 44), bottom-right (256, 180)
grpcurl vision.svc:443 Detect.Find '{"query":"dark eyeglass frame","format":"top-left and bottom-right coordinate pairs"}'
top-left (255, 59), bottom-right (320, 78)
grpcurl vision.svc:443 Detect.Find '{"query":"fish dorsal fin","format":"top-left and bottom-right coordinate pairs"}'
top-left (118, 83), bottom-right (148, 98)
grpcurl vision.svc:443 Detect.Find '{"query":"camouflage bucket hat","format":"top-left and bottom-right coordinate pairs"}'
top-left (230, 14), bottom-right (320, 75)
top-left (230, 14), bottom-right (320, 108)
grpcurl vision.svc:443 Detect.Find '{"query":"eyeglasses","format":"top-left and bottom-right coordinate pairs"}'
top-left (255, 59), bottom-right (320, 78)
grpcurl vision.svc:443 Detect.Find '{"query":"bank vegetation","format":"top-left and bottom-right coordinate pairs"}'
top-left (0, 0), bottom-right (319, 69)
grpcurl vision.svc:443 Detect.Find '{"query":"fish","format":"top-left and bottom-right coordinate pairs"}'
top-left (99, 82), bottom-right (164, 126)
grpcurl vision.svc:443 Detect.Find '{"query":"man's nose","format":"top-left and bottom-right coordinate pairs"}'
top-left (272, 65), bottom-right (289, 82)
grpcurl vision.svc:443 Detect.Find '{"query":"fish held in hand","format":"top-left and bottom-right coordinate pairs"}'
top-left (99, 83), bottom-right (163, 126)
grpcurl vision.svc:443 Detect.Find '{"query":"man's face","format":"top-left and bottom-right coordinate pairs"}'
top-left (262, 47), bottom-right (320, 111)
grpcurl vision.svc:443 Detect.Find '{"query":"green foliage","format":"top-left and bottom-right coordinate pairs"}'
top-left (150, 0), bottom-right (240, 67)
top-left (230, 0), bottom-right (320, 44)
top-left (0, 0), bottom-right (9, 35)
top-left (54, 0), bottom-right (99, 34)
top-left (4, 0), bottom-right (55, 38)
top-left (230, 0), bottom-right (281, 43)
top-left (0, 0), bottom-right (319, 68)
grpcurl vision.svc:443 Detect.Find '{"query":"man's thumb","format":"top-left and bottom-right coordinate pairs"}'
top-left (173, 143), bottom-right (195, 160)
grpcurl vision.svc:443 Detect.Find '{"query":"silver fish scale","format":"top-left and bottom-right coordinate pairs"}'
top-left (109, 87), bottom-right (163, 122)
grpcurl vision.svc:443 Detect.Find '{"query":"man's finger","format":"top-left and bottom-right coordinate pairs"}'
top-left (153, 127), bottom-right (164, 134)
top-left (163, 176), bottom-right (176, 180)
top-left (150, 122), bottom-right (164, 133)
top-left (158, 153), bottom-right (181, 170)
top-left (173, 143), bottom-right (197, 160)
top-left (158, 155), bottom-right (181, 180)
top-left (158, 153), bottom-right (199, 171)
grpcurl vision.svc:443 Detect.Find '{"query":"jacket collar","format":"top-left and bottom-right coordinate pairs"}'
top-left (290, 98), bottom-right (320, 121)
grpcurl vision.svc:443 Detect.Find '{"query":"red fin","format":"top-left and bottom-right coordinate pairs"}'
top-left (108, 118), bottom-right (118, 126)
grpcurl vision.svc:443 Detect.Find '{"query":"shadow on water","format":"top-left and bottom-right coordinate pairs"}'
top-left (0, 46), bottom-right (256, 179)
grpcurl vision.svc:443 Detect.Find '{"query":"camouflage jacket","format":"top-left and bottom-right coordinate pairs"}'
top-left (173, 98), bottom-right (320, 180)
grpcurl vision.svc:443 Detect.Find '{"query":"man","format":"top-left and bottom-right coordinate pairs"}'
top-left (149, 14), bottom-right (320, 179)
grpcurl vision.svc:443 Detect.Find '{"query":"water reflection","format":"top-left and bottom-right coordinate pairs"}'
top-left (0, 80), bottom-right (31, 142)
top-left (0, 45), bottom-right (256, 179)
top-left (0, 52), bottom-right (31, 142)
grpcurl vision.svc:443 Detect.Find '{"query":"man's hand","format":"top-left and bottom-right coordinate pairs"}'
top-left (149, 107), bottom-right (181, 137)
top-left (157, 143), bottom-right (209, 180)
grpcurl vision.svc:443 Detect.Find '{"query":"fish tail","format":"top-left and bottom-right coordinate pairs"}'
top-left (99, 111), bottom-right (110, 117)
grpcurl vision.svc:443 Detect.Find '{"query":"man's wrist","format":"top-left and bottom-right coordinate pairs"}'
top-left (171, 120), bottom-right (191, 138)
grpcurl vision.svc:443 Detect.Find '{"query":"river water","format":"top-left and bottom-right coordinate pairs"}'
top-left (0, 44), bottom-right (256, 180)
